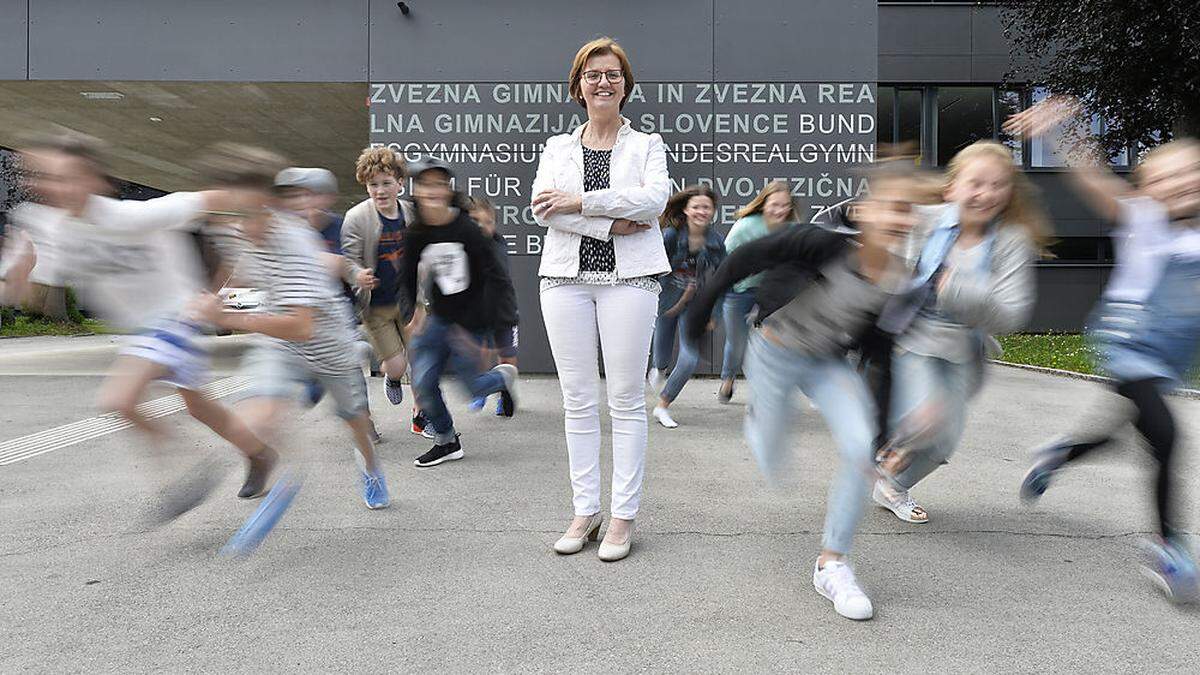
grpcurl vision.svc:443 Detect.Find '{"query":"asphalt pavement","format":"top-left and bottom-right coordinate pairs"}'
top-left (1, 335), bottom-right (1198, 672)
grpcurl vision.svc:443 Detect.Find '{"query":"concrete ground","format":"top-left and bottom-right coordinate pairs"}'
top-left (1, 335), bottom-right (1198, 672)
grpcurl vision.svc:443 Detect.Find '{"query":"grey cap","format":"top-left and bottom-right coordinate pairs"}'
top-left (274, 167), bottom-right (338, 194)
top-left (406, 155), bottom-right (455, 180)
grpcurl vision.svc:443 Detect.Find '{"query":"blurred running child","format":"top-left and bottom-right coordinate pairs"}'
top-left (685, 161), bottom-right (930, 620)
top-left (1008, 98), bottom-right (1200, 603)
top-left (3, 134), bottom-right (284, 525)
top-left (466, 195), bottom-right (519, 417)
top-left (401, 157), bottom-right (519, 467)
top-left (190, 143), bottom-right (390, 516)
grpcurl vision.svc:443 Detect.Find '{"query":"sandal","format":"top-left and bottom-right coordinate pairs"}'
top-left (873, 480), bottom-right (928, 524)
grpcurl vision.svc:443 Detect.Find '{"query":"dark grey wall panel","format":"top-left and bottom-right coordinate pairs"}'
top-left (28, 0), bottom-right (368, 80)
top-left (714, 0), bottom-right (876, 81)
top-left (879, 55), bottom-right (972, 83)
top-left (369, 2), bottom-right (876, 371)
top-left (0, 0), bottom-right (28, 79)
top-left (1030, 267), bottom-right (1107, 331)
top-left (879, 4), bottom-right (1037, 84)
top-left (970, 6), bottom-right (1008, 56)
top-left (1029, 173), bottom-right (1109, 236)
top-left (878, 5), bottom-right (971, 55)
top-left (971, 56), bottom-right (1012, 83)
top-left (369, 0), bottom-right (714, 82)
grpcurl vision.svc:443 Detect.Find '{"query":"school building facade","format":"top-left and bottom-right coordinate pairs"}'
top-left (0, 1), bottom-right (1115, 372)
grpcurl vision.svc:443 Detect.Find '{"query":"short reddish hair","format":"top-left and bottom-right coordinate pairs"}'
top-left (568, 37), bottom-right (636, 110)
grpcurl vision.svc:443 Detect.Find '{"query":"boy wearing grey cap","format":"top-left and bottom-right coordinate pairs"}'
top-left (401, 157), bottom-right (519, 467)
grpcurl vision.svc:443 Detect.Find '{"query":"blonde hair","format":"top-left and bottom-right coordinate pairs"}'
top-left (1134, 137), bottom-right (1200, 186)
top-left (354, 146), bottom-right (406, 185)
top-left (945, 140), bottom-right (1052, 252)
top-left (734, 181), bottom-right (797, 222)
top-left (568, 37), bottom-right (636, 110)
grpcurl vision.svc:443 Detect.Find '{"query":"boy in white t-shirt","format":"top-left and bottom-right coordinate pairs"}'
top-left (2, 133), bottom-right (278, 514)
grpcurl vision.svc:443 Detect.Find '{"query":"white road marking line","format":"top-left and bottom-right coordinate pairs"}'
top-left (0, 377), bottom-right (250, 466)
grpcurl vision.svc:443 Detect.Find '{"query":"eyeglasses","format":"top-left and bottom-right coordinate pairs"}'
top-left (582, 70), bottom-right (624, 85)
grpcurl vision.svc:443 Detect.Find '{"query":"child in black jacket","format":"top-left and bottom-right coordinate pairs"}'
top-left (401, 157), bottom-right (519, 468)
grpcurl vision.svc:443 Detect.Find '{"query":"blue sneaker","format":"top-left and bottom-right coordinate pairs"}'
top-left (1019, 437), bottom-right (1072, 503)
top-left (362, 467), bottom-right (390, 510)
top-left (220, 470), bottom-right (302, 558)
top-left (1142, 536), bottom-right (1200, 603)
top-left (468, 395), bottom-right (487, 412)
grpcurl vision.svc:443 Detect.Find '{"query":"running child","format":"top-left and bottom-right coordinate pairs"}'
top-left (1008, 97), bottom-right (1200, 603)
top-left (3, 133), bottom-right (277, 516)
top-left (401, 157), bottom-right (519, 467)
top-left (872, 140), bottom-right (1048, 524)
top-left (466, 195), bottom-right (519, 418)
top-left (648, 185), bottom-right (726, 428)
top-left (189, 143), bottom-right (390, 514)
top-left (684, 161), bottom-right (932, 620)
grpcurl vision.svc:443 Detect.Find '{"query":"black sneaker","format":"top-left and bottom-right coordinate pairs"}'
top-left (239, 447), bottom-right (278, 499)
top-left (413, 435), bottom-right (464, 468)
top-left (496, 390), bottom-right (515, 418)
top-left (411, 410), bottom-right (435, 439)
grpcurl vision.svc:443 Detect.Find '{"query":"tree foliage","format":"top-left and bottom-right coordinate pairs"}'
top-left (999, 1), bottom-right (1200, 156)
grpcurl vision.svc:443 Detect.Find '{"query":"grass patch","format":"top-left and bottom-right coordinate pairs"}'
top-left (995, 333), bottom-right (1200, 388)
top-left (0, 314), bottom-right (109, 338)
top-left (995, 333), bottom-right (1101, 377)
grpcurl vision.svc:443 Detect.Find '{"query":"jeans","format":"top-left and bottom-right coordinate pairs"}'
top-left (721, 290), bottom-right (757, 380)
top-left (652, 281), bottom-right (702, 404)
top-left (1093, 257), bottom-right (1200, 385)
top-left (743, 332), bottom-right (877, 554)
top-left (888, 350), bottom-right (977, 490)
top-left (410, 315), bottom-right (506, 444)
top-left (541, 283), bottom-right (658, 519)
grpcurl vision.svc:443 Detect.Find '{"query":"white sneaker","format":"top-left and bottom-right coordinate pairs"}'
top-left (652, 405), bottom-right (678, 428)
top-left (812, 559), bottom-right (874, 620)
top-left (873, 479), bottom-right (929, 524)
top-left (647, 369), bottom-right (666, 395)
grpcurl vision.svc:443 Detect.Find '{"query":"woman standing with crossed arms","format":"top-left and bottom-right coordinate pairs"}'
top-left (531, 37), bottom-right (671, 562)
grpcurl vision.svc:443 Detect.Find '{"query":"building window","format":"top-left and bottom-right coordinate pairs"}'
top-left (897, 88), bottom-right (924, 162)
top-left (1029, 87), bottom-right (1129, 168)
top-left (935, 87), bottom-right (995, 167)
top-left (1047, 236), bottom-right (1104, 264)
top-left (996, 89), bottom-right (1024, 165)
top-left (877, 86), bottom-right (895, 146)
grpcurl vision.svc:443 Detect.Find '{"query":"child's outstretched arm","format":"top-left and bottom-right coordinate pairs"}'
top-left (1004, 95), bottom-right (1130, 224)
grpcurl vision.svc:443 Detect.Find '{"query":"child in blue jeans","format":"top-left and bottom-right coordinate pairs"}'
top-left (400, 157), bottom-right (519, 468)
